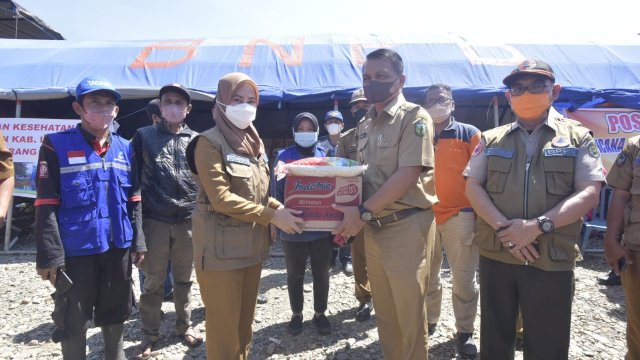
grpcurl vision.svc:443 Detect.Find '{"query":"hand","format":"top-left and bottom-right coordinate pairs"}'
top-left (37, 266), bottom-right (58, 286)
top-left (269, 224), bottom-right (278, 245)
top-left (331, 204), bottom-right (365, 237)
top-left (509, 243), bottom-right (539, 263)
top-left (131, 251), bottom-right (145, 267)
top-left (604, 236), bottom-right (632, 275)
top-left (271, 208), bottom-right (304, 234)
top-left (497, 219), bottom-right (540, 263)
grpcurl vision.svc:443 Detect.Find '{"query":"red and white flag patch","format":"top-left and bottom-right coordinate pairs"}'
top-left (67, 150), bottom-right (86, 165)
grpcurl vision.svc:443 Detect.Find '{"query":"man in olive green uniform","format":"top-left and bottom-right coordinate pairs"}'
top-left (333, 48), bottom-right (437, 360)
top-left (465, 59), bottom-right (604, 359)
top-left (604, 136), bottom-right (640, 360)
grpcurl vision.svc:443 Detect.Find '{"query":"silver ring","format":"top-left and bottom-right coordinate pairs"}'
top-left (508, 241), bottom-right (514, 248)
top-left (525, 261), bottom-right (529, 266)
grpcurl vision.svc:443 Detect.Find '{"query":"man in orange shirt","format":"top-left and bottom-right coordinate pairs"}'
top-left (424, 84), bottom-right (480, 358)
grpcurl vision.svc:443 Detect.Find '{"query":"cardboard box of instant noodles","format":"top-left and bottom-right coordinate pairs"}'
top-left (284, 175), bottom-right (362, 231)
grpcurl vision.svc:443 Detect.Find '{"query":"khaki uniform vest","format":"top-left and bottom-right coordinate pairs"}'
top-left (476, 120), bottom-right (591, 271)
top-left (608, 136), bottom-right (640, 251)
top-left (337, 128), bottom-right (358, 161)
top-left (191, 127), bottom-right (271, 271)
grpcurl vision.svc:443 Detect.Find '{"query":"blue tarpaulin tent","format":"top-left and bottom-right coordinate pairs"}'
top-left (1, 34), bottom-right (639, 109)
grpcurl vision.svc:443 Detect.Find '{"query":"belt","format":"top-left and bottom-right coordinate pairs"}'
top-left (369, 207), bottom-right (426, 228)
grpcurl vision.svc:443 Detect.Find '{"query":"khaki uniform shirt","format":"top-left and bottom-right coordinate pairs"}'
top-left (0, 132), bottom-right (14, 179)
top-left (606, 135), bottom-right (640, 251)
top-left (355, 94), bottom-right (437, 218)
top-left (190, 127), bottom-right (281, 271)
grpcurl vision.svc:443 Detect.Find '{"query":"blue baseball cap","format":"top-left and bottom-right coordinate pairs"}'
top-left (75, 76), bottom-right (122, 102)
top-left (324, 110), bottom-right (344, 122)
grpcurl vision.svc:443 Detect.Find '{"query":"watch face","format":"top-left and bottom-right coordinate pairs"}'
top-left (542, 221), bottom-right (554, 232)
top-left (362, 212), bottom-right (372, 221)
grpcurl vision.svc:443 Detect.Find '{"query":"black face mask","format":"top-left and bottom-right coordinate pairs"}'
top-left (352, 108), bottom-right (368, 122)
top-left (363, 78), bottom-right (398, 104)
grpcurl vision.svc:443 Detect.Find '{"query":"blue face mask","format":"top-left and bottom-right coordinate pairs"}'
top-left (293, 131), bottom-right (318, 148)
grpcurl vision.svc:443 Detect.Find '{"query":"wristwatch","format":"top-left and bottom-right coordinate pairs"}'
top-left (537, 216), bottom-right (554, 234)
top-left (358, 205), bottom-right (373, 222)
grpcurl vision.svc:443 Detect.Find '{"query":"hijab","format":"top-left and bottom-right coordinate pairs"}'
top-left (292, 112), bottom-right (319, 157)
top-left (213, 72), bottom-right (264, 157)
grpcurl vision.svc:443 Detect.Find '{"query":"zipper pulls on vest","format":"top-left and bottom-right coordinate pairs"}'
top-left (523, 155), bottom-right (532, 218)
top-left (102, 157), bottom-right (106, 170)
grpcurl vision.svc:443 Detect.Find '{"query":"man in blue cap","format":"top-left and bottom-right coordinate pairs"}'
top-left (35, 76), bottom-right (145, 360)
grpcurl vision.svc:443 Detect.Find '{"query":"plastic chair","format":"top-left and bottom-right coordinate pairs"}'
top-left (579, 186), bottom-right (612, 255)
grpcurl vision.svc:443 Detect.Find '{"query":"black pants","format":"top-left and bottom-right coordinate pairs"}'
top-left (53, 247), bottom-right (133, 338)
top-left (331, 244), bottom-right (352, 267)
top-left (479, 256), bottom-right (574, 360)
top-left (283, 236), bottom-right (332, 314)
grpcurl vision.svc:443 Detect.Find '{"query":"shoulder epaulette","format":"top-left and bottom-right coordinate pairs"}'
top-left (340, 128), bottom-right (356, 138)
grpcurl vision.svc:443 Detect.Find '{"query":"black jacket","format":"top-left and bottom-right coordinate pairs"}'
top-left (132, 122), bottom-right (198, 223)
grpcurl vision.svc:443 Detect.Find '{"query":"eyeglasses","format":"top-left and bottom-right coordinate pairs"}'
top-left (423, 97), bottom-right (452, 108)
top-left (509, 83), bottom-right (553, 96)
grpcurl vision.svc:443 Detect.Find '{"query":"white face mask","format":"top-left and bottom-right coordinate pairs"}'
top-left (220, 102), bottom-right (257, 130)
top-left (326, 123), bottom-right (343, 135)
top-left (427, 105), bottom-right (452, 124)
top-left (162, 104), bottom-right (188, 124)
top-left (293, 131), bottom-right (318, 148)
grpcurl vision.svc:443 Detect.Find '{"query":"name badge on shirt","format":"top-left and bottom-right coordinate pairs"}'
top-left (226, 154), bottom-right (251, 166)
top-left (485, 148), bottom-right (514, 159)
top-left (67, 150), bottom-right (86, 164)
top-left (544, 147), bottom-right (578, 157)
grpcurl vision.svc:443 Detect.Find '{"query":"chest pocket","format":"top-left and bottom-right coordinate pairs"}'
top-left (543, 156), bottom-right (575, 196)
top-left (60, 175), bottom-right (96, 208)
top-left (375, 120), bottom-right (403, 149)
top-left (225, 161), bottom-right (255, 201)
top-left (486, 154), bottom-right (512, 193)
top-left (256, 156), bottom-right (270, 201)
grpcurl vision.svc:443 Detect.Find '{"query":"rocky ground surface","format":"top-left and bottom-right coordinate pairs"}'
top-left (0, 236), bottom-right (628, 359)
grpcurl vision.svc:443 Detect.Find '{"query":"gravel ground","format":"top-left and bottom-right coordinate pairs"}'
top-left (0, 236), bottom-right (627, 360)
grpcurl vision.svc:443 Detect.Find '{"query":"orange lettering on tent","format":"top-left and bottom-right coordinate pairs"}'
top-left (349, 41), bottom-right (398, 66)
top-left (239, 38), bottom-right (305, 67)
top-left (129, 39), bottom-right (204, 69)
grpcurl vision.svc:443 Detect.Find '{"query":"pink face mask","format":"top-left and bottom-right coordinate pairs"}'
top-left (83, 109), bottom-right (116, 130)
top-left (162, 104), bottom-right (187, 124)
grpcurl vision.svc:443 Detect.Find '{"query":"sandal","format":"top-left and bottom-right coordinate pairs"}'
top-left (179, 327), bottom-right (203, 348)
top-left (135, 336), bottom-right (158, 359)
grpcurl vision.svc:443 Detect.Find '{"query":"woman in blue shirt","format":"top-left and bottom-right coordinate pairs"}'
top-left (272, 112), bottom-right (333, 336)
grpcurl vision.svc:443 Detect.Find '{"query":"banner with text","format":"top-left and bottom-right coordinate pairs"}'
top-left (566, 108), bottom-right (640, 172)
top-left (0, 118), bottom-right (78, 198)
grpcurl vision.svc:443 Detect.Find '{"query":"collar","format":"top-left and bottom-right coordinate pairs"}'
top-left (383, 93), bottom-right (406, 117)
top-left (78, 124), bottom-right (111, 145)
top-left (508, 107), bottom-right (560, 134)
top-left (157, 121), bottom-right (191, 135)
top-left (441, 116), bottom-right (457, 132)
top-left (78, 124), bottom-right (111, 156)
top-left (367, 93), bottom-right (406, 120)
